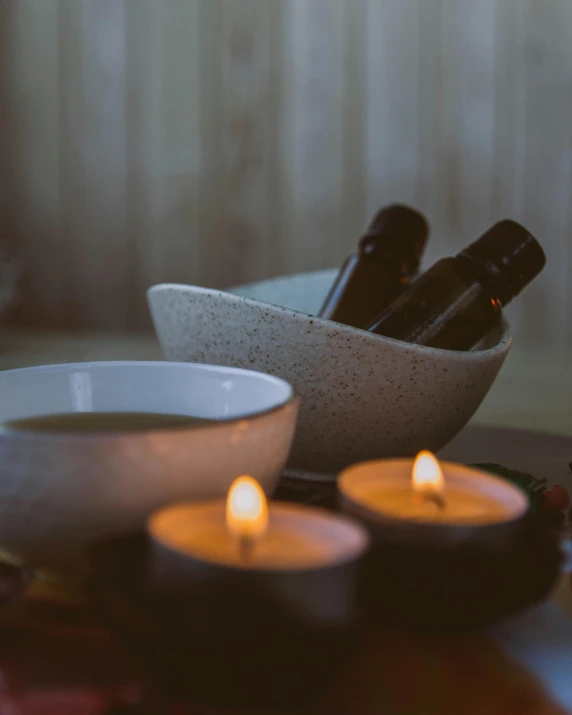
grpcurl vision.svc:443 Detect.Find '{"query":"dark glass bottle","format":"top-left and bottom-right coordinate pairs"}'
top-left (367, 220), bottom-right (546, 351)
top-left (318, 204), bottom-right (429, 328)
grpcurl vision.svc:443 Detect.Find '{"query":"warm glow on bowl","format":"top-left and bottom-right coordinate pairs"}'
top-left (226, 476), bottom-right (269, 541)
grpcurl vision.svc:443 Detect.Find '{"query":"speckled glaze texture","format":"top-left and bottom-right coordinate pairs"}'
top-left (148, 273), bottom-right (511, 475)
top-left (0, 362), bottom-right (298, 572)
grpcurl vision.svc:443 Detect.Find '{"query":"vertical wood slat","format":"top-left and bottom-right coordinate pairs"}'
top-left (512, 0), bottom-right (572, 344)
top-left (202, 0), bottom-right (279, 288)
top-left (126, 0), bottom-right (203, 328)
top-left (265, 0), bottom-right (287, 278)
top-left (56, 0), bottom-right (84, 328)
top-left (425, 0), bottom-right (498, 265)
top-left (0, 1), bottom-right (16, 250)
top-left (152, 0), bottom-right (201, 287)
top-left (60, 0), bottom-right (129, 329)
top-left (442, 0), bottom-right (497, 245)
top-left (3, 0), bottom-right (61, 325)
top-left (197, 0), bottom-right (224, 289)
top-left (432, 0), bottom-right (463, 255)
top-left (363, 0), bottom-right (422, 217)
top-left (339, 0), bottom-right (367, 253)
top-left (415, 0), bottom-right (442, 250)
top-left (279, 0), bottom-right (347, 273)
top-left (491, 0), bottom-right (526, 337)
top-left (124, 0), bottom-right (159, 329)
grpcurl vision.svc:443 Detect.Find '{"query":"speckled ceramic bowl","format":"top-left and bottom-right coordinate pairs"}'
top-left (0, 361), bottom-right (298, 572)
top-left (148, 271), bottom-right (511, 476)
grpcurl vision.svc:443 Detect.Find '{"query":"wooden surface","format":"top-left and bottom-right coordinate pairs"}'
top-left (0, 329), bottom-right (570, 437)
top-left (2, 0), bottom-right (572, 339)
top-left (0, 592), bottom-right (568, 714)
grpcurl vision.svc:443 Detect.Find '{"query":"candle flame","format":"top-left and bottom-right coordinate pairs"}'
top-left (412, 450), bottom-right (445, 495)
top-left (226, 475), bottom-right (268, 541)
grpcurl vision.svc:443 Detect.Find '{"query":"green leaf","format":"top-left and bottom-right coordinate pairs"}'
top-left (470, 463), bottom-right (546, 513)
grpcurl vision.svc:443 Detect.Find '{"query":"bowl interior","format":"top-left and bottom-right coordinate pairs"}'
top-left (0, 362), bottom-right (294, 424)
top-left (229, 269), bottom-right (337, 317)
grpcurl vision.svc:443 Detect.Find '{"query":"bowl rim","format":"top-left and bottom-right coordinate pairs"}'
top-left (0, 360), bottom-right (298, 441)
top-left (148, 283), bottom-right (512, 362)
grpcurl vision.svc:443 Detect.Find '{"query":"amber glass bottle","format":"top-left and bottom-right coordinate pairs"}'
top-left (367, 220), bottom-right (546, 351)
top-left (318, 204), bottom-right (429, 328)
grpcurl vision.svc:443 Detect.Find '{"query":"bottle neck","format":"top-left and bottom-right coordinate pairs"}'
top-left (456, 247), bottom-right (516, 306)
top-left (456, 220), bottom-right (546, 306)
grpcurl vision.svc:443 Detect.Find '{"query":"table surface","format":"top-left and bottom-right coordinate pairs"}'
top-left (0, 329), bottom-right (570, 714)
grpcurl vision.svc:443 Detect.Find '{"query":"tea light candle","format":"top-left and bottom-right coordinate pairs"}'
top-left (339, 451), bottom-right (526, 528)
top-left (338, 452), bottom-right (535, 630)
top-left (144, 477), bottom-right (369, 708)
top-left (148, 475), bottom-right (369, 629)
top-left (150, 476), bottom-right (368, 572)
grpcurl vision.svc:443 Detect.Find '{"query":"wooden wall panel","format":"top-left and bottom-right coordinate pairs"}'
top-left (1, 0), bottom-right (572, 344)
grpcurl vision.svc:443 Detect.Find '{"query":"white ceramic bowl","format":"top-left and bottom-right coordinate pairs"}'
top-left (148, 271), bottom-right (511, 476)
top-left (0, 361), bottom-right (298, 571)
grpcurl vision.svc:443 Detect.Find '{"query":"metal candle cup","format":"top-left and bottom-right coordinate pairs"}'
top-left (339, 453), bottom-right (529, 548)
top-left (338, 454), bottom-right (537, 630)
top-left (146, 477), bottom-right (370, 703)
top-left (148, 503), bottom-right (369, 628)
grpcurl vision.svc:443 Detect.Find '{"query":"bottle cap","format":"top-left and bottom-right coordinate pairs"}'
top-left (359, 204), bottom-right (429, 265)
top-left (464, 220), bottom-right (546, 302)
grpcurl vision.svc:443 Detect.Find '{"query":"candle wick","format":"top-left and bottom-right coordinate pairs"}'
top-left (238, 535), bottom-right (256, 563)
top-left (413, 490), bottom-right (447, 511)
top-left (423, 491), bottom-right (447, 511)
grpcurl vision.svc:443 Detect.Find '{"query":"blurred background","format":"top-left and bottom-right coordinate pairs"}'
top-left (0, 0), bottom-right (571, 345)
